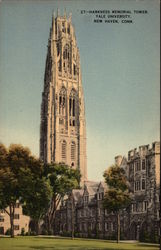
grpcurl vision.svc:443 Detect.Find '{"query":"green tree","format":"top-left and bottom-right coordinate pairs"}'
top-left (22, 177), bottom-right (52, 235)
top-left (0, 144), bottom-right (32, 237)
top-left (0, 143), bottom-right (52, 237)
top-left (103, 164), bottom-right (131, 243)
top-left (44, 163), bottom-right (81, 234)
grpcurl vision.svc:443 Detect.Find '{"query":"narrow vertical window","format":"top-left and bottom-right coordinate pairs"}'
top-left (71, 141), bottom-right (76, 161)
top-left (59, 88), bottom-right (66, 117)
top-left (69, 89), bottom-right (77, 127)
top-left (63, 44), bottom-right (71, 73)
top-left (73, 64), bottom-right (76, 75)
top-left (142, 179), bottom-right (145, 190)
top-left (142, 159), bottom-right (146, 170)
top-left (69, 98), bottom-right (72, 116)
top-left (73, 99), bottom-right (75, 116)
top-left (62, 141), bottom-right (66, 161)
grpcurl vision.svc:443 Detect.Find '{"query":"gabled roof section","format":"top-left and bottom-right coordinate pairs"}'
top-left (83, 181), bottom-right (99, 197)
top-left (72, 189), bottom-right (84, 202)
top-left (97, 181), bottom-right (108, 192)
top-left (120, 156), bottom-right (128, 167)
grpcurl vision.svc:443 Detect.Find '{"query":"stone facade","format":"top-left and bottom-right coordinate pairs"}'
top-left (40, 12), bottom-right (87, 183)
top-left (55, 142), bottom-right (160, 242)
top-left (0, 202), bottom-right (30, 235)
top-left (125, 141), bottom-right (160, 241)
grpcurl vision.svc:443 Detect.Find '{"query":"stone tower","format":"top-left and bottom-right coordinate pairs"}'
top-left (40, 12), bottom-right (87, 183)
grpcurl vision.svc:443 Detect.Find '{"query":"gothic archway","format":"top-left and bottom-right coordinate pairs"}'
top-left (139, 221), bottom-right (148, 242)
top-left (130, 221), bottom-right (137, 240)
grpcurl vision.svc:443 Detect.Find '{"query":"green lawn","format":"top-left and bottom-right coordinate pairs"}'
top-left (0, 237), bottom-right (159, 250)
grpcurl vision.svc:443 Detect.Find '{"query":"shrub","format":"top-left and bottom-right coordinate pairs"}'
top-left (88, 229), bottom-right (92, 238)
top-left (5, 228), bottom-right (11, 235)
top-left (30, 231), bottom-right (37, 236)
top-left (41, 229), bottom-right (48, 235)
top-left (48, 229), bottom-right (53, 235)
top-left (61, 231), bottom-right (71, 237)
top-left (21, 228), bottom-right (25, 236)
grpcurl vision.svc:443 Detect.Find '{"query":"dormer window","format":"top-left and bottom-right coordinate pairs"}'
top-left (98, 192), bottom-right (104, 200)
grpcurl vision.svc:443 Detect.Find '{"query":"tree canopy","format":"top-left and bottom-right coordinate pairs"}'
top-left (103, 164), bottom-right (131, 243)
top-left (44, 163), bottom-right (81, 233)
top-left (0, 143), bottom-right (52, 237)
top-left (0, 143), bottom-right (81, 236)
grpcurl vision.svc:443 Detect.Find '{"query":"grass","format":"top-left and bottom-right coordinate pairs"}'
top-left (0, 236), bottom-right (159, 250)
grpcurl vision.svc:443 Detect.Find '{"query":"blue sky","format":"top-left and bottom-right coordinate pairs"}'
top-left (0, 0), bottom-right (160, 181)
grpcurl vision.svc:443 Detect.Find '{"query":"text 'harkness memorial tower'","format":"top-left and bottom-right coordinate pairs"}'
top-left (40, 12), bottom-right (87, 182)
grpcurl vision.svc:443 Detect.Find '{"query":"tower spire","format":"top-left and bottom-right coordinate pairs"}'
top-left (64, 8), bottom-right (67, 18)
top-left (57, 8), bottom-right (60, 17)
top-left (69, 12), bottom-right (72, 22)
top-left (52, 10), bottom-right (55, 29)
top-left (52, 12), bottom-right (55, 40)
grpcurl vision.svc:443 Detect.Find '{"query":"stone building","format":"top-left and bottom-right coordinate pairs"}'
top-left (0, 201), bottom-right (30, 235)
top-left (125, 141), bottom-right (160, 241)
top-left (40, 12), bottom-right (87, 182)
top-left (55, 142), bottom-right (160, 242)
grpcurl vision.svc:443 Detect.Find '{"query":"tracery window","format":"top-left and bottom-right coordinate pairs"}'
top-left (62, 22), bottom-right (66, 33)
top-left (135, 161), bottom-right (141, 171)
top-left (69, 89), bottom-right (77, 126)
top-left (135, 180), bottom-right (141, 191)
top-left (63, 44), bottom-right (71, 73)
top-left (59, 87), bottom-right (66, 117)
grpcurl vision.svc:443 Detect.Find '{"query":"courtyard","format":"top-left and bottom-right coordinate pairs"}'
top-left (0, 237), bottom-right (159, 250)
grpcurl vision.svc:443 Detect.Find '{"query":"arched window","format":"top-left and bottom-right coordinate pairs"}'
top-left (73, 64), bottom-right (76, 75)
top-left (73, 99), bottom-right (75, 117)
top-left (63, 44), bottom-right (71, 73)
top-left (61, 140), bottom-right (66, 161)
top-left (142, 179), bottom-right (146, 190)
top-left (67, 24), bottom-right (70, 34)
top-left (69, 98), bottom-right (72, 116)
top-left (69, 89), bottom-right (77, 127)
top-left (62, 22), bottom-right (66, 33)
top-left (59, 87), bottom-right (66, 116)
top-left (57, 42), bottom-right (60, 56)
top-left (71, 141), bottom-right (76, 161)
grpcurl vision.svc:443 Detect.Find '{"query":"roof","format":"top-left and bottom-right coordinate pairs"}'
top-left (97, 181), bottom-right (108, 191)
top-left (72, 189), bottom-right (84, 202)
top-left (84, 181), bottom-right (100, 196)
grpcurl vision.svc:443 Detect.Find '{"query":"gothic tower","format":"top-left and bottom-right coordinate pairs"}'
top-left (40, 12), bottom-right (87, 183)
